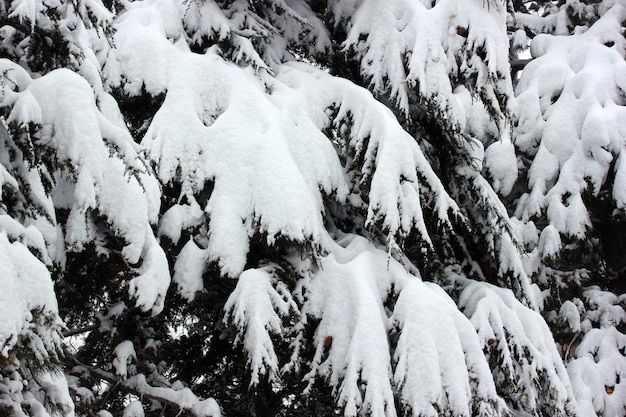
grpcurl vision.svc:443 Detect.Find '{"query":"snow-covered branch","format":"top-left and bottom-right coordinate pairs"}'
top-left (67, 354), bottom-right (220, 417)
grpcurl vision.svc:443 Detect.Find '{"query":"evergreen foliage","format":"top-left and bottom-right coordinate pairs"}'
top-left (0, 0), bottom-right (624, 416)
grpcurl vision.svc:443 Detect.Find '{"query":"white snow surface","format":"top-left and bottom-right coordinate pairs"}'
top-left (335, 0), bottom-right (515, 122)
top-left (0, 58), bottom-right (169, 314)
top-left (126, 374), bottom-right (221, 417)
top-left (224, 266), bottom-right (297, 385)
top-left (0, 231), bottom-right (59, 357)
top-left (565, 286), bottom-right (626, 417)
top-left (223, 233), bottom-right (577, 417)
top-left (515, 3), bottom-right (626, 237)
top-left (122, 400), bottom-right (144, 417)
top-left (105, 0), bottom-right (458, 282)
top-left (2, 1), bottom-right (621, 417)
top-left (458, 277), bottom-right (578, 415)
top-left (113, 340), bottom-right (136, 378)
top-left (568, 326), bottom-right (626, 417)
top-left (0, 229), bottom-right (74, 416)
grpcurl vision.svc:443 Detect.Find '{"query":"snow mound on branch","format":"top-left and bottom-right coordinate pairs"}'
top-left (515, 3), bottom-right (626, 237)
top-left (458, 278), bottom-right (578, 416)
top-left (484, 139), bottom-right (518, 196)
top-left (0, 59), bottom-right (168, 314)
top-left (275, 62), bottom-right (459, 245)
top-left (0, 230), bottom-right (74, 417)
top-left (172, 239), bottom-right (208, 301)
top-left (125, 374), bottom-right (221, 417)
top-left (226, 235), bottom-right (537, 416)
top-left (224, 266), bottom-right (297, 385)
top-left (298, 238), bottom-right (399, 417)
top-left (113, 341), bottom-right (136, 379)
top-left (106, 1), bottom-right (457, 281)
top-left (182, 0), bottom-right (330, 70)
top-left (568, 327), bottom-right (626, 417)
top-left (391, 278), bottom-right (503, 417)
top-left (565, 288), bottom-right (626, 417)
top-left (283, 235), bottom-right (504, 416)
top-left (336, 0), bottom-right (515, 126)
top-left (105, 1), bottom-right (344, 277)
top-left (0, 231), bottom-right (59, 357)
top-left (122, 400), bottom-right (144, 417)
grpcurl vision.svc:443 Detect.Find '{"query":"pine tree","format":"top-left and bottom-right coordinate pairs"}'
top-left (0, 0), bottom-right (624, 416)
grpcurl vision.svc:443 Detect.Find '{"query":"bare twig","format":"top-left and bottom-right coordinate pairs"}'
top-left (62, 324), bottom-right (99, 338)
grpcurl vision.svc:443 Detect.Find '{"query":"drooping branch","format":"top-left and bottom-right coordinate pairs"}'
top-left (65, 352), bottom-right (220, 417)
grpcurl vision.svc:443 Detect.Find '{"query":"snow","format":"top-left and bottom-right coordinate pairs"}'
top-left (105, 5), bottom-right (340, 276)
top-left (172, 240), bottom-right (208, 301)
top-left (29, 372), bottom-right (75, 417)
top-left (568, 327), bottom-right (626, 417)
top-left (484, 139), bottom-right (518, 196)
top-left (515, 2), bottom-right (626, 236)
top-left (105, 0), bottom-right (459, 283)
top-left (458, 278), bottom-right (578, 416)
top-left (159, 202), bottom-right (204, 245)
top-left (537, 224), bottom-right (562, 259)
top-left (0, 232), bottom-right (59, 357)
top-left (272, 234), bottom-right (508, 416)
top-left (122, 400), bottom-right (144, 417)
top-left (224, 266), bottom-right (297, 385)
top-left (1, 58), bottom-right (170, 314)
top-left (559, 301), bottom-right (581, 333)
top-left (125, 374), bottom-right (220, 417)
top-left (298, 238), bottom-right (398, 417)
top-left (338, 0), bottom-right (515, 124)
top-left (0, 228), bottom-right (72, 416)
top-left (391, 278), bottom-right (501, 416)
top-left (2, 1), bottom-right (623, 416)
top-left (128, 228), bottom-right (170, 315)
top-left (563, 284), bottom-right (626, 417)
top-left (113, 341), bottom-right (136, 378)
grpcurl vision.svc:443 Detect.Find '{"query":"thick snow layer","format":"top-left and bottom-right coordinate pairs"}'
top-left (458, 277), bottom-right (579, 416)
top-left (105, 2), bottom-right (342, 276)
top-left (0, 58), bottom-right (169, 314)
top-left (113, 341), bottom-right (136, 378)
top-left (484, 139), bottom-right (518, 196)
top-left (128, 229), bottom-right (170, 315)
top-left (28, 371), bottom-right (75, 417)
top-left (172, 239), bottom-right (208, 301)
top-left (126, 374), bottom-right (220, 417)
top-left (515, 3), bottom-right (626, 236)
top-left (337, 0), bottom-right (515, 124)
top-left (122, 400), bottom-right (144, 417)
top-left (391, 278), bottom-right (502, 416)
top-left (225, 233), bottom-right (548, 416)
top-left (568, 326), bottom-right (626, 417)
top-left (106, 0), bottom-right (458, 283)
top-left (298, 238), bottom-right (399, 417)
top-left (0, 229), bottom-right (73, 416)
top-left (0, 232), bottom-right (59, 356)
top-left (274, 235), bottom-right (511, 417)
